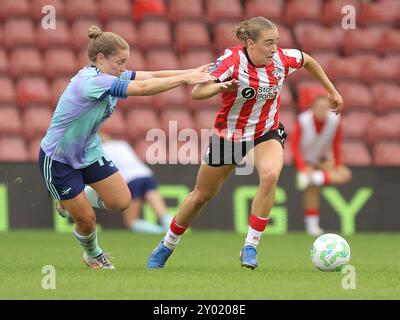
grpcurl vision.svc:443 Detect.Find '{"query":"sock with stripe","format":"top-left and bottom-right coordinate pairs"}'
top-left (244, 214), bottom-right (270, 248)
top-left (311, 170), bottom-right (330, 186)
top-left (163, 216), bottom-right (189, 250)
top-left (84, 186), bottom-right (106, 209)
top-left (73, 228), bottom-right (102, 258)
top-left (304, 208), bottom-right (320, 231)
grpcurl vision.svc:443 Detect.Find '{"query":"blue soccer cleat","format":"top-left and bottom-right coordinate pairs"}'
top-left (240, 245), bottom-right (258, 270)
top-left (147, 240), bottom-right (174, 269)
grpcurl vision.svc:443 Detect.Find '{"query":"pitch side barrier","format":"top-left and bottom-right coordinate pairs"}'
top-left (0, 163), bottom-right (399, 234)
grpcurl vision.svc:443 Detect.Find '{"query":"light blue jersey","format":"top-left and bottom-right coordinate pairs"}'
top-left (41, 65), bottom-right (135, 168)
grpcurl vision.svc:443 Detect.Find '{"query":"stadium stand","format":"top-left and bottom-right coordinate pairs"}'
top-left (0, 0), bottom-right (399, 166)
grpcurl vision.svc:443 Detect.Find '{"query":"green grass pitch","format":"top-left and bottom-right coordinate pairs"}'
top-left (0, 231), bottom-right (399, 299)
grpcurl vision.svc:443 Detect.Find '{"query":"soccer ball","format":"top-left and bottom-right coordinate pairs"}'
top-left (311, 233), bottom-right (351, 272)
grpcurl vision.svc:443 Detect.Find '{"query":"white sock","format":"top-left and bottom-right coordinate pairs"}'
top-left (244, 226), bottom-right (263, 248)
top-left (163, 229), bottom-right (181, 250)
top-left (84, 186), bottom-right (106, 209)
top-left (311, 171), bottom-right (325, 186)
top-left (305, 216), bottom-right (320, 231)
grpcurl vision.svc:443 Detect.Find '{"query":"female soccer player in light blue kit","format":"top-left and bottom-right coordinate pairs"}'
top-left (38, 25), bottom-right (215, 269)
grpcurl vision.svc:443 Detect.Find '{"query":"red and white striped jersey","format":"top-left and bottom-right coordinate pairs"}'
top-left (209, 45), bottom-right (303, 141)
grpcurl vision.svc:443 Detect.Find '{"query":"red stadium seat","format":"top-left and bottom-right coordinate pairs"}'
top-left (294, 23), bottom-right (343, 53)
top-left (146, 49), bottom-right (181, 71)
top-left (380, 29), bottom-right (400, 56)
top-left (194, 109), bottom-right (218, 133)
top-left (279, 110), bottom-right (297, 136)
top-left (3, 18), bottom-right (35, 49)
top-left (180, 49), bottom-right (215, 70)
top-left (280, 84), bottom-right (295, 109)
top-left (28, 137), bottom-right (43, 161)
top-left (51, 77), bottom-right (70, 107)
top-left (0, 77), bottom-right (16, 105)
top-left (137, 19), bottom-right (172, 51)
top-left (343, 27), bottom-right (385, 56)
top-left (335, 82), bottom-right (375, 111)
top-left (31, 0), bottom-right (66, 21)
top-left (0, 137), bottom-right (28, 162)
top-left (0, 49), bottom-right (8, 75)
top-left (213, 21), bottom-right (241, 54)
top-left (132, 0), bottom-right (166, 22)
top-left (285, 0), bottom-right (322, 26)
top-left (373, 142), bottom-right (400, 166)
top-left (16, 77), bottom-right (51, 108)
top-left (101, 109), bottom-right (128, 139)
top-left (368, 114), bottom-right (400, 143)
top-left (126, 109), bottom-right (161, 141)
top-left (0, 0), bottom-right (30, 20)
top-left (321, 0), bottom-right (360, 26)
top-left (36, 19), bottom-right (71, 50)
top-left (168, 0), bottom-right (204, 23)
top-left (22, 107), bottom-right (53, 140)
top-left (362, 56), bottom-right (400, 85)
top-left (133, 139), bottom-right (167, 164)
top-left (127, 49), bottom-right (148, 71)
top-left (372, 84), bottom-right (400, 114)
top-left (0, 107), bottom-right (22, 136)
top-left (245, 0), bottom-right (283, 23)
top-left (98, 0), bottom-right (132, 22)
top-left (359, 1), bottom-right (398, 27)
top-left (206, 0), bottom-right (243, 24)
top-left (44, 49), bottom-right (78, 79)
top-left (175, 21), bottom-right (210, 54)
top-left (65, 0), bottom-right (98, 21)
top-left (341, 111), bottom-right (374, 140)
top-left (160, 110), bottom-right (196, 134)
top-left (70, 19), bottom-right (103, 52)
top-left (324, 55), bottom-right (367, 83)
top-left (9, 48), bottom-right (43, 79)
top-left (152, 87), bottom-right (188, 111)
top-left (104, 19), bottom-right (137, 46)
top-left (341, 141), bottom-right (372, 166)
top-left (0, 25), bottom-right (3, 47)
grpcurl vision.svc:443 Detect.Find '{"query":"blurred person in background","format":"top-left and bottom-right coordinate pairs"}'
top-left (100, 132), bottom-right (172, 234)
top-left (291, 95), bottom-right (352, 236)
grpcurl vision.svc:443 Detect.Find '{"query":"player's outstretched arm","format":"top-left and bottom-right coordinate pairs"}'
top-left (191, 79), bottom-right (239, 100)
top-left (125, 70), bottom-right (215, 96)
top-left (135, 63), bottom-right (214, 80)
top-left (302, 53), bottom-right (344, 114)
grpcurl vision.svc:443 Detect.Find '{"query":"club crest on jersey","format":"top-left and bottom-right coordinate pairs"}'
top-left (272, 68), bottom-right (284, 80)
top-left (241, 87), bottom-right (256, 99)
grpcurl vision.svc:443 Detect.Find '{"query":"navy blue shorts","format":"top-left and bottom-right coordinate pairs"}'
top-left (38, 148), bottom-right (119, 200)
top-left (127, 176), bottom-right (158, 200)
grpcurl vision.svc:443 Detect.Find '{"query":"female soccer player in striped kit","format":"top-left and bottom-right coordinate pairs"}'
top-left (291, 95), bottom-right (352, 236)
top-left (147, 17), bottom-right (344, 270)
top-left (38, 26), bottom-right (215, 270)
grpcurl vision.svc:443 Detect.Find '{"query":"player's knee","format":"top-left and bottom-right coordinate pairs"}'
top-left (105, 195), bottom-right (131, 211)
top-left (258, 169), bottom-right (280, 189)
top-left (192, 189), bottom-right (214, 206)
top-left (74, 214), bottom-right (97, 233)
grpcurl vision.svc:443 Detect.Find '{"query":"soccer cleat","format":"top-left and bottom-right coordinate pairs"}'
top-left (147, 240), bottom-right (174, 269)
top-left (296, 172), bottom-right (311, 191)
top-left (56, 200), bottom-right (70, 218)
top-left (240, 245), bottom-right (258, 270)
top-left (83, 252), bottom-right (115, 270)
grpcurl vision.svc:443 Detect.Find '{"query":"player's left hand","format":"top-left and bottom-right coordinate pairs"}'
top-left (328, 90), bottom-right (343, 115)
top-left (195, 63), bottom-right (215, 73)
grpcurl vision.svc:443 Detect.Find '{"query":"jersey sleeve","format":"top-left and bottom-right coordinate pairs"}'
top-left (84, 73), bottom-right (130, 100)
top-left (209, 48), bottom-right (235, 82)
top-left (279, 48), bottom-right (304, 75)
top-left (120, 70), bottom-right (136, 81)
